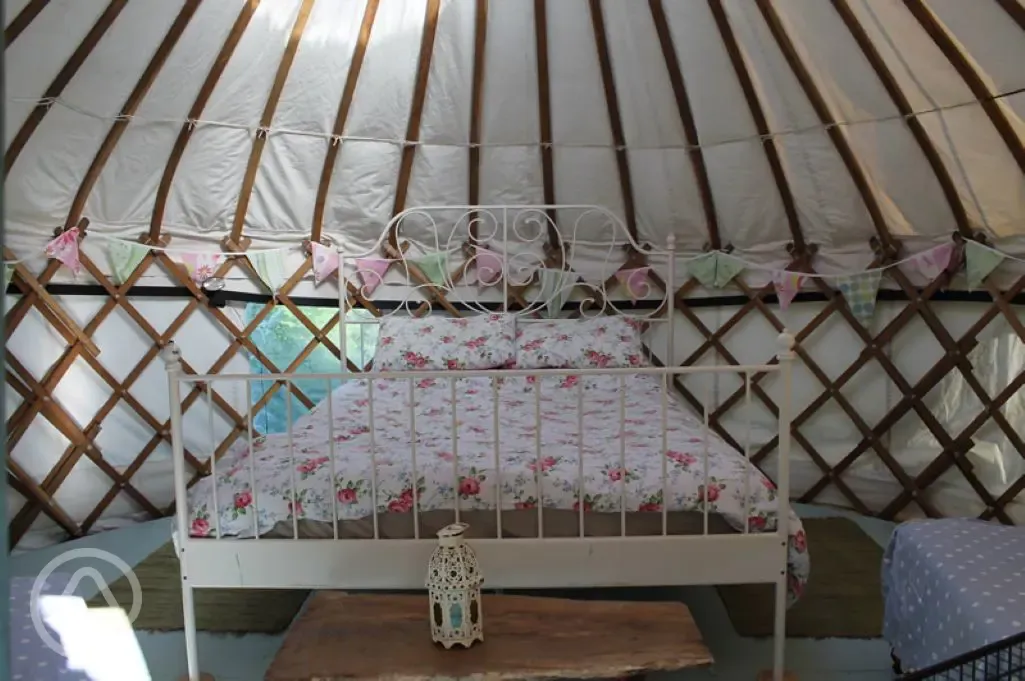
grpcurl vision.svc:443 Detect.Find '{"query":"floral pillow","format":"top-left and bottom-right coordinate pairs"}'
top-left (373, 314), bottom-right (516, 372)
top-left (514, 316), bottom-right (648, 369)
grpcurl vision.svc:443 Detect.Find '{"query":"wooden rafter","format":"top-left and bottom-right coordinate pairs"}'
top-left (5, 0), bottom-right (128, 173)
top-left (754, 0), bottom-right (898, 253)
top-left (4, 0), bottom-right (50, 47)
top-left (229, 0), bottom-right (317, 244)
top-left (996, 0), bottom-right (1025, 31)
top-left (648, 0), bottom-right (721, 250)
top-left (586, 0), bottom-right (639, 243)
top-left (311, 0), bottom-right (380, 243)
top-left (705, 0), bottom-right (806, 254)
top-left (467, 0), bottom-right (488, 241)
top-left (66, 0), bottom-right (202, 230)
top-left (149, 0), bottom-right (262, 242)
top-left (830, 0), bottom-right (973, 237)
top-left (533, 0), bottom-right (559, 242)
top-left (903, 0), bottom-right (1025, 177)
top-left (389, 0), bottom-right (442, 220)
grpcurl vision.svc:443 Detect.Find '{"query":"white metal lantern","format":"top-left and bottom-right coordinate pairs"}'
top-left (426, 522), bottom-right (484, 649)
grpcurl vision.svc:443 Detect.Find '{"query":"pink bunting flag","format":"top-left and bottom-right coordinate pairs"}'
top-left (311, 242), bottom-right (338, 285)
top-left (474, 246), bottom-right (503, 286)
top-left (910, 243), bottom-right (955, 282)
top-left (354, 258), bottom-right (391, 295)
top-left (178, 252), bottom-right (223, 285)
top-left (773, 271), bottom-right (805, 311)
top-left (615, 267), bottom-right (651, 301)
top-left (44, 227), bottom-right (82, 276)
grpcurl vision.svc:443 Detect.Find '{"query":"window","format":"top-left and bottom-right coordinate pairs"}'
top-left (244, 304), bottom-right (378, 433)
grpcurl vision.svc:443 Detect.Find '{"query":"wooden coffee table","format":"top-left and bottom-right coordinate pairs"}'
top-left (265, 592), bottom-right (713, 680)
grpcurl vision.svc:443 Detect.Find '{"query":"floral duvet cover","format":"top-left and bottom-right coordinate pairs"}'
top-left (187, 373), bottom-right (810, 604)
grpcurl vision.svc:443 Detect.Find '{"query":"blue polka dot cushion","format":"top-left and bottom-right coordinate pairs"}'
top-left (9, 573), bottom-right (90, 681)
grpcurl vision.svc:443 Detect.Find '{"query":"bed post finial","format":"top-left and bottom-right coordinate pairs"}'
top-left (776, 331), bottom-right (795, 361)
top-left (161, 342), bottom-right (182, 373)
top-left (665, 234), bottom-right (676, 251)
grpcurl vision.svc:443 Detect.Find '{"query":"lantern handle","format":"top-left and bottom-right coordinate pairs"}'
top-left (437, 522), bottom-right (469, 545)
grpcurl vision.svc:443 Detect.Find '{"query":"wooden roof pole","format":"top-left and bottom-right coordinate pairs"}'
top-left (995, 0), bottom-right (1025, 31)
top-left (533, 0), bottom-right (560, 245)
top-left (228, 0), bottom-right (317, 246)
top-left (903, 0), bottom-right (1025, 177)
top-left (5, 0), bottom-right (128, 173)
top-left (830, 0), bottom-right (974, 238)
top-left (466, 0), bottom-right (488, 242)
top-left (706, 0), bottom-right (807, 256)
top-left (310, 0), bottom-right (381, 244)
top-left (66, 0), bottom-right (202, 230)
top-left (389, 0), bottom-right (442, 224)
top-left (5, 0), bottom-right (50, 48)
top-left (649, 0), bottom-right (722, 251)
top-left (586, 0), bottom-right (640, 244)
top-left (148, 0), bottom-right (262, 242)
top-left (754, 0), bottom-right (898, 253)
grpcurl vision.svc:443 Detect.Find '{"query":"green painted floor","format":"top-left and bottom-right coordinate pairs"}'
top-left (10, 504), bottom-right (898, 681)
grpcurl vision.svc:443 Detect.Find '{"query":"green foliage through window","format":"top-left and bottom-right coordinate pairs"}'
top-left (244, 304), bottom-right (378, 434)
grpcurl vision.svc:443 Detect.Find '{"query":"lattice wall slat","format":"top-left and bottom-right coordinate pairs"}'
top-left (5, 240), bottom-right (1024, 548)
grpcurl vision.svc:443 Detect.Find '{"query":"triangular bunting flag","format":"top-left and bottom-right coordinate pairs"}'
top-left (107, 241), bottom-right (150, 285)
top-left (687, 252), bottom-right (745, 289)
top-left (4, 263), bottom-right (13, 289)
top-left (773, 271), bottom-right (805, 312)
top-left (687, 253), bottom-right (718, 288)
top-left (474, 246), bottom-right (503, 286)
top-left (909, 243), bottom-right (954, 282)
top-left (616, 267), bottom-right (650, 302)
top-left (354, 258), bottom-right (391, 295)
top-left (412, 251), bottom-right (449, 286)
top-left (714, 254), bottom-right (745, 288)
top-left (311, 242), bottom-right (338, 285)
top-left (537, 267), bottom-right (574, 319)
top-left (835, 270), bottom-right (882, 327)
top-left (250, 249), bottom-right (289, 293)
top-left (177, 252), bottom-right (223, 285)
top-left (964, 241), bottom-right (1005, 291)
top-left (44, 227), bottom-right (82, 276)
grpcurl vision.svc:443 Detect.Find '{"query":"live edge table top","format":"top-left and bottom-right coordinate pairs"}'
top-left (264, 592), bottom-right (713, 681)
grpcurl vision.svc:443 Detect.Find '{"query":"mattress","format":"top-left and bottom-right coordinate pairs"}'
top-left (883, 518), bottom-right (1025, 672)
top-left (186, 373), bottom-right (809, 603)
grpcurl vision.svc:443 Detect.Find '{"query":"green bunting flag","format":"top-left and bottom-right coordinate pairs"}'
top-left (249, 249), bottom-right (289, 293)
top-left (835, 270), bottom-right (882, 327)
top-left (107, 240), bottom-right (150, 285)
top-left (964, 241), bottom-right (1005, 291)
top-left (412, 251), bottom-right (449, 286)
top-left (687, 252), bottom-right (745, 288)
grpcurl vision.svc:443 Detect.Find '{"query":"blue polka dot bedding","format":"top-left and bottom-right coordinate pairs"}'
top-left (882, 518), bottom-right (1025, 679)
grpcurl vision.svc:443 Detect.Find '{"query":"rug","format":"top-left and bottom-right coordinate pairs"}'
top-left (717, 516), bottom-right (885, 638)
top-left (89, 542), bottom-right (310, 634)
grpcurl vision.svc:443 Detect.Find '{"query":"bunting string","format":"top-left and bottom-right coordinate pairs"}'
top-left (7, 84), bottom-right (1024, 155)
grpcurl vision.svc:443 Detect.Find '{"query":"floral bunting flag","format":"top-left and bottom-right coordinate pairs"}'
top-left (354, 258), bottom-right (390, 295)
top-left (178, 252), bottom-right (223, 285)
top-left (773, 271), bottom-right (805, 311)
top-left (909, 243), bottom-right (955, 282)
top-left (538, 267), bottom-right (574, 319)
top-left (687, 252), bottom-right (745, 289)
top-left (311, 242), bottom-right (338, 285)
top-left (964, 240), bottom-right (1005, 291)
top-left (835, 270), bottom-right (882, 327)
top-left (249, 249), bottom-right (289, 293)
top-left (412, 251), bottom-right (449, 286)
top-left (107, 241), bottom-right (150, 285)
top-left (44, 227), bottom-right (82, 276)
top-left (616, 266), bottom-right (650, 302)
top-left (474, 246), bottom-right (503, 286)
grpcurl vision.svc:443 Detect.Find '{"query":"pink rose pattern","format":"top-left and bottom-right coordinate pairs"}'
top-left (187, 373), bottom-right (809, 605)
top-left (373, 314), bottom-right (516, 372)
top-left (514, 317), bottom-right (648, 370)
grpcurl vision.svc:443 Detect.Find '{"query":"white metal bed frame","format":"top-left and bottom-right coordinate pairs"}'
top-left (162, 205), bottom-right (797, 681)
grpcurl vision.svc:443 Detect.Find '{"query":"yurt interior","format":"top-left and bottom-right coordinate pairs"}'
top-left (4, 0), bottom-right (1025, 680)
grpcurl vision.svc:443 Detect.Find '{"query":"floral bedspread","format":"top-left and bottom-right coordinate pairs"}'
top-left (187, 373), bottom-right (810, 604)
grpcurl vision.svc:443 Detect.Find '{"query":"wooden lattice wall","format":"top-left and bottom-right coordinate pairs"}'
top-left (5, 0), bottom-right (1025, 547)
